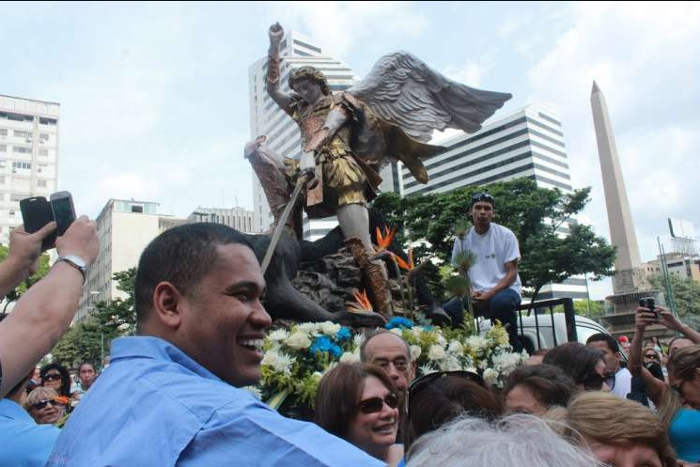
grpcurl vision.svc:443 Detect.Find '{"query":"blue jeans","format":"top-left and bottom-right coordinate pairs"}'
top-left (443, 288), bottom-right (522, 351)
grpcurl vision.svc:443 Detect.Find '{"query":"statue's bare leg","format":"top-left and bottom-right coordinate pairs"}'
top-left (338, 203), bottom-right (392, 316)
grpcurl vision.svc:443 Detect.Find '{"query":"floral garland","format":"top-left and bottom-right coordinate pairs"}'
top-left (257, 318), bottom-right (527, 412)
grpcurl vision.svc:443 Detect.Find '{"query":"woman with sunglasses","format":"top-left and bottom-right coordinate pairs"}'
top-left (25, 386), bottom-right (68, 425)
top-left (40, 363), bottom-right (72, 400)
top-left (315, 363), bottom-right (402, 465)
top-left (632, 308), bottom-right (700, 464)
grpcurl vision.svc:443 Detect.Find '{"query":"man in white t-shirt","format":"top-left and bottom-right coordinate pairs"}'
top-left (586, 333), bottom-right (631, 399)
top-left (447, 192), bottom-right (523, 351)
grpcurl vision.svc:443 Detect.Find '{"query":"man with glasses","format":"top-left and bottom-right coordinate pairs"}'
top-left (586, 333), bottom-right (631, 399)
top-left (448, 192), bottom-right (523, 351)
top-left (360, 330), bottom-right (415, 395)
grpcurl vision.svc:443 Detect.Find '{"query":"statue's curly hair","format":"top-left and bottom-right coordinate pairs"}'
top-left (288, 66), bottom-right (330, 96)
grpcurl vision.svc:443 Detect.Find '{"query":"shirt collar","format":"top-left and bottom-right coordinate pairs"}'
top-left (0, 398), bottom-right (34, 422)
top-left (110, 336), bottom-right (223, 383)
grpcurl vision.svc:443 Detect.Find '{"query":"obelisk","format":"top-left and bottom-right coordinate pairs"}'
top-left (591, 81), bottom-right (642, 293)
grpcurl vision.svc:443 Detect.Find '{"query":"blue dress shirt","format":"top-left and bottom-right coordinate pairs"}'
top-left (0, 398), bottom-right (60, 466)
top-left (48, 336), bottom-right (384, 466)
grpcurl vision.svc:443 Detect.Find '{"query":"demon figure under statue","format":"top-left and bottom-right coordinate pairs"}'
top-left (252, 22), bottom-right (511, 320)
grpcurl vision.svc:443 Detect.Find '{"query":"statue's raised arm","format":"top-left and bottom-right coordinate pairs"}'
top-left (266, 23), bottom-right (292, 110)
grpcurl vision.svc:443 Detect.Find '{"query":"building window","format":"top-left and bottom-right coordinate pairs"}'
top-left (13, 146), bottom-right (32, 154)
top-left (12, 161), bottom-right (31, 169)
top-left (37, 179), bottom-right (47, 188)
top-left (0, 176), bottom-right (5, 184)
top-left (13, 130), bottom-right (32, 138)
top-left (39, 148), bottom-right (49, 156)
top-left (0, 129), bottom-right (7, 136)
top-left (131, 205), bottom-right (143, 213)
top-left (0, 144), bottom-right (5, 152)
top-left (39, 117), bottom-right (57, 125)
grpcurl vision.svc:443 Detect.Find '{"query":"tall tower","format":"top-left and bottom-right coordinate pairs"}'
top-left (590, 81), bottom-right (642, 293)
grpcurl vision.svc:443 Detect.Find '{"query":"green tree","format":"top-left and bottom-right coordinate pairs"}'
top-left (648, 274), bottom-right (700, 329)
top-left (51, 268), bottom-right (137, 368)
top-left (372, 178), bottom-right (616, 304)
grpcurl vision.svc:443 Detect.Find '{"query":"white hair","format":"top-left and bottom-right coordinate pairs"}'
top-left (406, 414), bottom-right (601, 467)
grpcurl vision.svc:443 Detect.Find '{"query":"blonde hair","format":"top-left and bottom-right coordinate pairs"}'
top-left (564, 391), bottom-right (677, 467)
top-left (25, 386), bottom-right (59, 409)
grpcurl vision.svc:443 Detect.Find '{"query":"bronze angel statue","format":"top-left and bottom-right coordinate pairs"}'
top-left (253, 22), bottom-right (511, 316)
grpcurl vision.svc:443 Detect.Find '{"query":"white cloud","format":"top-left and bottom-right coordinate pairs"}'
top-left (526, 2), bottom-right (700, 298)
top-left (443, 60), bottom-right (488, 87)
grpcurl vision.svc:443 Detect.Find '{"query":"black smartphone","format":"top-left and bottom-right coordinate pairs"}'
top-left (19, 196), bottom-right (56, 251)
top-left (50, 191), bottom-right (76, 237)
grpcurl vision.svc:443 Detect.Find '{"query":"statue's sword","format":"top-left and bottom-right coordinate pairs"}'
top-left (260, 173), bottom-right (310, 275)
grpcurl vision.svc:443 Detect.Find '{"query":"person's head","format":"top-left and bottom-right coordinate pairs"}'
top-left (315, 363), bottom-right (399, 460)
top-left (666, 344), bottom-right (700, 410)
top-left (543, 342), bottom-right (608, 391)
top-left (526, 349), bottom-right (548, 366)
top-left (288, 66), bottom-right (329, 104)
top-left (135, 223), bottom-right (270, 387)
top-left (503, 364), bottom-right (578, 415)
top-left (78, 362), bottom-right (96, 389)
top-left (586, 333), bottom-right (621, 375)
top-left (40, 363), bottom-right (71, 397)
top-left (406, 414), bottom-right (600, 467)
top-left (360, 330), bottom-right (415, 393)
top-left (25, 387), bottom-right (68, 425)
top-left (668, 336), bottom-right (694, 356)
top-left (564, 391), bottom-right (677, 467)
top-left (404, 371), bottom-right (502, 452)
top-left (469, 192), bottom-right (495, 230)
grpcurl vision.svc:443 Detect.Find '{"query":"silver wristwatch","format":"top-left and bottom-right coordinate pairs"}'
top-left (57, 254), bottom-right (88, 282)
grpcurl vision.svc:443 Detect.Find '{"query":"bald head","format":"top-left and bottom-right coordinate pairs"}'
top-left (361, 331), bottom-right (414, 393)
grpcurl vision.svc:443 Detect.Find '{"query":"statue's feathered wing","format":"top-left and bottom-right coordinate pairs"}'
top-left (346, 52), bottom-right (511, 183)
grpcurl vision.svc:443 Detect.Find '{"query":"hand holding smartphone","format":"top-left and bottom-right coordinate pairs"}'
top-left (19, 191), bottom-right (76, 251)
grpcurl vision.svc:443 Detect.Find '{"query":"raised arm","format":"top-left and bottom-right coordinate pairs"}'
top-left (0, 216), bottom-right (98, 397)
top-left (266, 23), bottom-right (292, 110)
top-left (657, 307), bottom-right (700, 344)
top-left (0, 222), bottom-right (56, 298)
top-left (629, 306), bottom-right (667, 404)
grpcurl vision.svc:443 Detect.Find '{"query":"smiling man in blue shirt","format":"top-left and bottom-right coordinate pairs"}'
top-left (48, 223), bottom-right (383, 466)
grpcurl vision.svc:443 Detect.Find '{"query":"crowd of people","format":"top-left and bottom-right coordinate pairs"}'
top-left (0, 200), bottom-right (698, 466)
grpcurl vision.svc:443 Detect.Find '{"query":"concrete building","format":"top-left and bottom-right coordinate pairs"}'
top-left (398, 103), bottom-right (586, 300)
top-left (0, 94), bottom-right (59, 245)
top-left (76, 199), bottom-right (187, 321)
top-left (187, 206), bottom-right (256, 233)
top-left (248, 29), bottom-right (357, 240)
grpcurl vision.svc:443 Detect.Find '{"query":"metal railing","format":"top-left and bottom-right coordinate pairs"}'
top-left (515, 297), bottom-right (577, 350)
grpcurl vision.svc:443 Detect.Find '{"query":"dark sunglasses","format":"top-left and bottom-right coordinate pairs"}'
top-left (407, 370), bottom-right (485, 414)
top-left (644, 353), bottom-right (659, 360)
top-left (358, 394), bottom-right (399, 414)
top-left (43, 373), bottom-right (62, 381)
top-left (31, 399), bottom-right (58, 410)
top-left (471, 192), bottom-right (495, 206)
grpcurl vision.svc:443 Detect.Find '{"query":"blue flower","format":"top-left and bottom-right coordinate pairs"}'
top-left (385, 317), bottom-right (414, 330)
top-left (336, 327), bottom-right (352, 342)
top-left (329, 344), bottom-right (342, 358)
top-left (310, 335), bottom-right (332, 355)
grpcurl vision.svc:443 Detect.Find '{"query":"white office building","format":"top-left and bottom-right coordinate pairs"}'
top-left (400, 104), bottom-right (587, 299)
top-left (248, 30), bottom-right (358, 240)
top-left (76, 199), bottom-right (187, 321)
top-left (0, 94), bottom-right (59, 245)
top-left (187, 206), bottom-right (256, 233)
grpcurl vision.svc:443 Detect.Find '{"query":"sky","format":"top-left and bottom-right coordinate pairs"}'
top-left (1, 1), bottom-right (699, 299)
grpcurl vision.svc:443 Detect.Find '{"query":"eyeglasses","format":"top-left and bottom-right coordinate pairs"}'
top-left (471, 192), bottom-right (495, 206)
top-left (644, 354), bottom-right (659, 360)
top-left (30, 399), bottom-right (57, 411)
top-left (358, 394), bottom-right (399, 414)
top-left (407, 370), bottom-right (485, 415)
top-left (43, 373), bottom-right (61, 381)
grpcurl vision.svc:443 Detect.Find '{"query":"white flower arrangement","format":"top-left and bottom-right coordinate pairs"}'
top-left (259, 319), bottom-right (526, 413)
